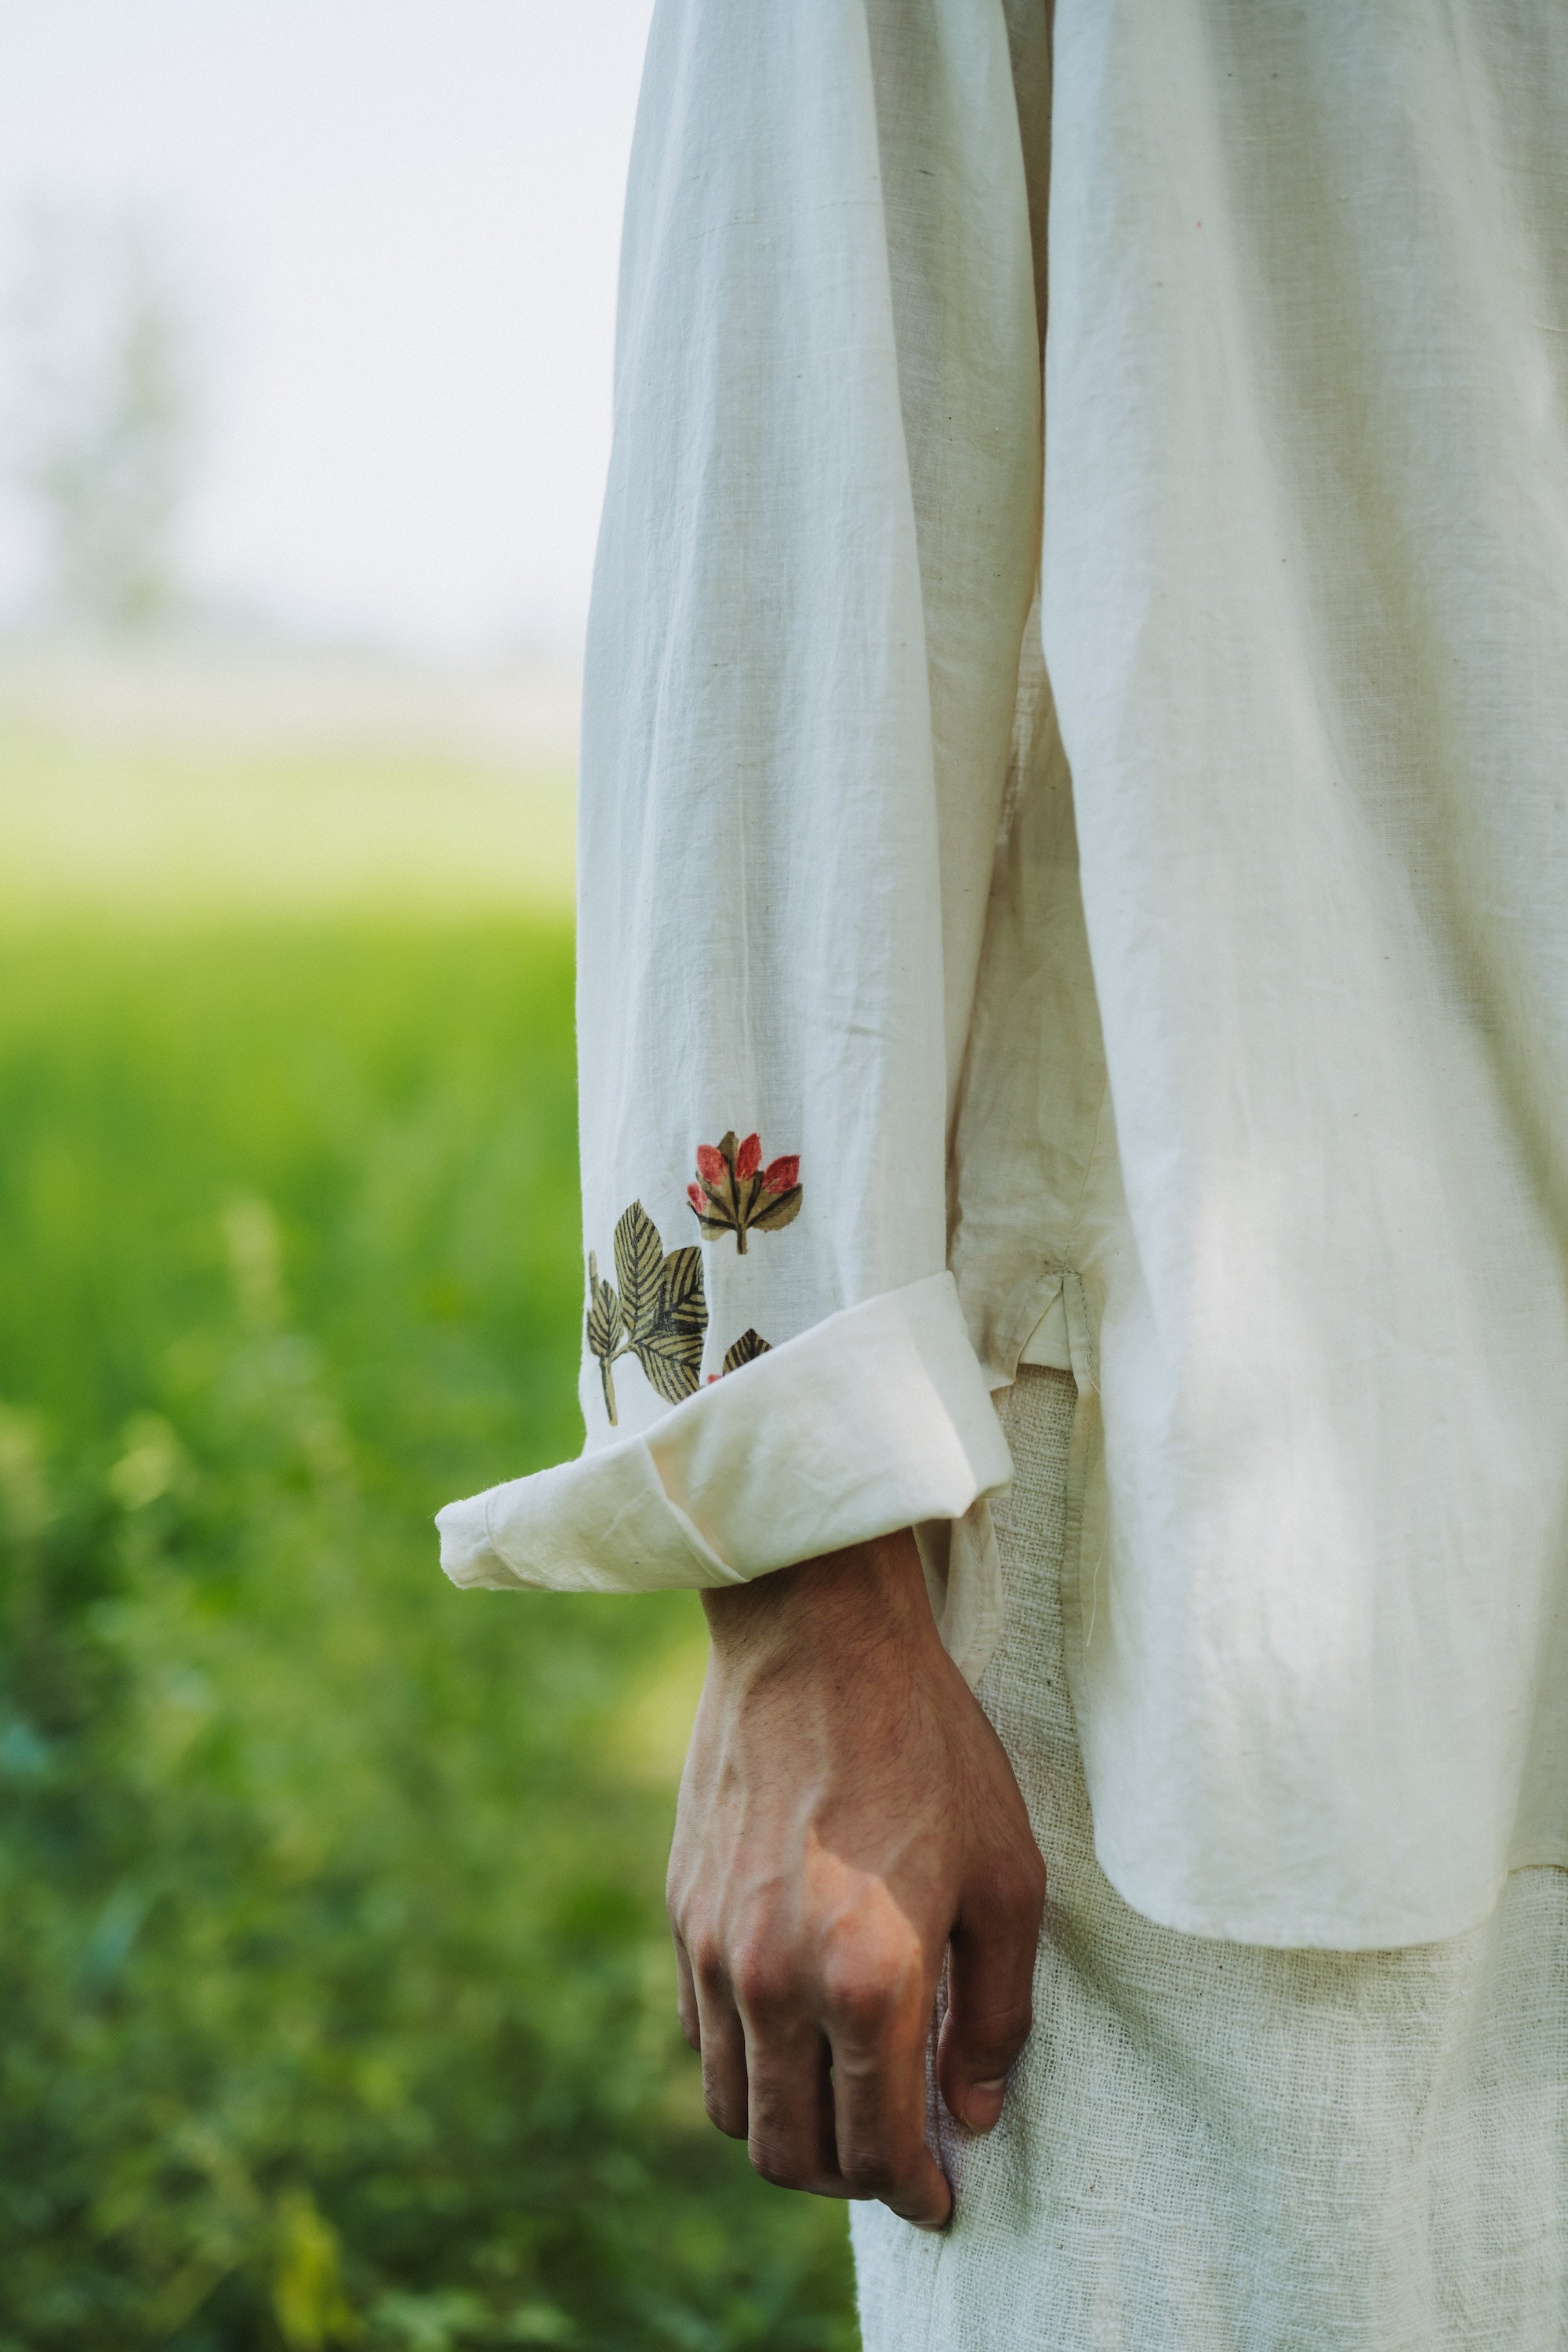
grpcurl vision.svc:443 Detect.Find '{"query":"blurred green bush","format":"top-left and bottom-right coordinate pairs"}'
top-left (0, 919), bottom-right (856, 2350)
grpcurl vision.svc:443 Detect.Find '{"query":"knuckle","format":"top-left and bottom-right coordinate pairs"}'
top-left (1019, 1853), bottom-right (1048, 1912)
top-left (822, 1954), bottom-right (915, 2042)
top-left (670, 1904), bottom-right (724, 1980)
top-left (995, 1848), bottom-right (1047, 1916)
top-left (731, 1949), bottom-right (796, 2022)
top-left (826, 1984), bottom-right (894, 2045)
top-left (820, 1915), bottom-right (922, 2013)
top-left (665, 1863), bottom-right (698, 1929)
top-left (685, 1933), bottom-right (726, 1989)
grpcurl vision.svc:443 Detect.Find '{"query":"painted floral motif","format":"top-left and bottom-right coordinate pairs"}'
top-left (587, 1201), bottom-right (706, 1424)
top-left (708, 1327), bottom-right (772, 1384)
top-left (586, 1156), bottom-right (793, 1422)
top-left (687, 1131), bottom-right (802, 1254)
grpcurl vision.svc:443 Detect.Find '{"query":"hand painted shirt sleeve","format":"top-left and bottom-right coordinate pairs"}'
top-left (436, 0), bottom-right (1042, 1667)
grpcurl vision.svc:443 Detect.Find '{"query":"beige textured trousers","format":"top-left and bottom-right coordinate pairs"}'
top-left (852, 1369), bottom-right (1568, 2350)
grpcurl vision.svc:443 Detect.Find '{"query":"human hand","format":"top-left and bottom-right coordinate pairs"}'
top-left (666, 1528), bottom-right (1045, 2228)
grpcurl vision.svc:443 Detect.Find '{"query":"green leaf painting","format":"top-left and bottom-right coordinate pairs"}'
top-left (585, 1252), bottom-right (625, 1420)
top-left (587, 1204), bottom-right (707, 1422)
top-left (720, 1327), bottom-right (772, 1376)
top-left (612, 1199), bottom-right (664, 1341)
top-left (586, 1197), bottom-right (786, 1421)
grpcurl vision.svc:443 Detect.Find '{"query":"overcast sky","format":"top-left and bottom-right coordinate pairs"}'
top-left (0, 0), bottom-right (655, 652)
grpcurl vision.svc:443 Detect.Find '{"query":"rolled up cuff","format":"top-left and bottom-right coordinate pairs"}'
top-left (435, 1269), bottom-right (1011, 1599)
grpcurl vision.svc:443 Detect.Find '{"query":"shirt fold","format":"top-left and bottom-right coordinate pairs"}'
top-left (437, 1271), bottom-right (1012, 1610)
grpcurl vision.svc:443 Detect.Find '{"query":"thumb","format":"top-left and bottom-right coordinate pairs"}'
top-left (935, 1855), bottom-right (1045, 2136)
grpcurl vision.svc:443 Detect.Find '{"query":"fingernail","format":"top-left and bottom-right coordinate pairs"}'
top-left (965, 2078), bottom-right (1007, 2133)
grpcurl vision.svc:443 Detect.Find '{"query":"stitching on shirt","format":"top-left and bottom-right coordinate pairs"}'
top-left (1063, 1069), bottom-right (1110, 1274)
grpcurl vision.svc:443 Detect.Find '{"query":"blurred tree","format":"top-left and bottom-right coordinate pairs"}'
top-left (6, 206), bottom-right (195, 630)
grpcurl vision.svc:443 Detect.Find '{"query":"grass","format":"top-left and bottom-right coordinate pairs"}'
top-left (0, 725), bottom-right (576, 921)
top-left (0, 695), bottom-right (858, 2348)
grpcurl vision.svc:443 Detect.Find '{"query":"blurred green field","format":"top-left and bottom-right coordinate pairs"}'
top-left (0, 728), bottom-right (577, 919)
top-left (0, 693), bottom-right (858, 2350)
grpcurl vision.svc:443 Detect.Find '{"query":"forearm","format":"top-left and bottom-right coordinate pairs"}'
top-left (699, 1531), bottom-right (940, 1679)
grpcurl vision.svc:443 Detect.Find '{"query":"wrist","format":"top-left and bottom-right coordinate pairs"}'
top-left (700, 1527), bottom-right (938, 1667)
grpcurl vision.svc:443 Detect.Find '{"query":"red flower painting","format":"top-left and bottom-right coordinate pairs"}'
top-left (688, 1129), bottom-right (804, 1253)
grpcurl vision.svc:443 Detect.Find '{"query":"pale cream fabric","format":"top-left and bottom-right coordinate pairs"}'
top-left (437, 1274), bottom-right (1010, 1602)
top-left (439, 0), bottom-right (1568, 1947)
top-left (852, 1369), bottom-right (1568, 2352)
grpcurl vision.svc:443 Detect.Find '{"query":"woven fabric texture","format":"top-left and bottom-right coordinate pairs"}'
top-left (852, 1367), bottom-right (1568, 2350)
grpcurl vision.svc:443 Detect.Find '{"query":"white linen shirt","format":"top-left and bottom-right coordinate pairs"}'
top-left (439, 0), bottom-right (1568, 1950)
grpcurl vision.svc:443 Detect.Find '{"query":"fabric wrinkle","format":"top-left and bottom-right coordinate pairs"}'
top-left (855, 1367), bottom-right (1568, 2351)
